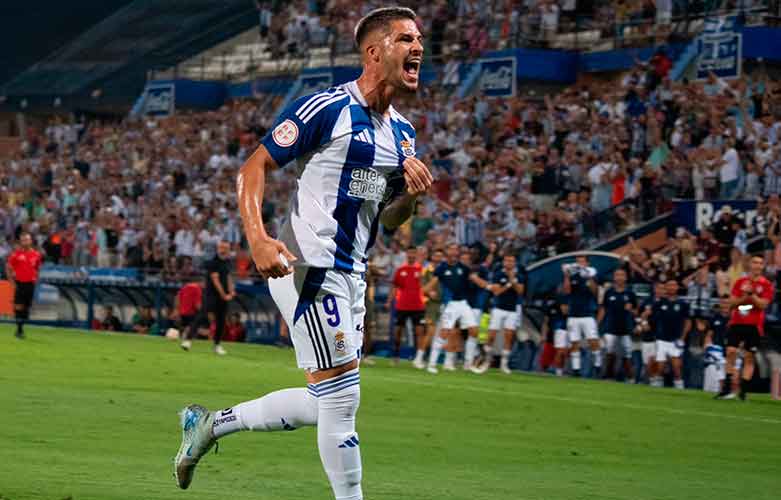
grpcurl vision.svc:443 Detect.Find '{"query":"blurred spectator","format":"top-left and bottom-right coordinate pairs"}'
top-left (132, 306), bottom-right (155, 334)
top-left (99, 305), bottom-right (122, 332)
top-left (221, 312), bottom-right (246, 343)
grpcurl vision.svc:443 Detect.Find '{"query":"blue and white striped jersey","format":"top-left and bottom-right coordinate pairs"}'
top-left (261, 80), bottom-right (415, 274)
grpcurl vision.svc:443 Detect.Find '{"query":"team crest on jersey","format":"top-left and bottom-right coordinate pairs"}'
top-left (272, 119), bottom-right (298, 147)
top-left (334, 332), bottom-right (346, 353)
top-left (400, 139), bottom-right (415, 158)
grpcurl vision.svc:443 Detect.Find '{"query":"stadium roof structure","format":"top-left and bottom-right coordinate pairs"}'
top-left (0, 0), bottom-right (257, 102)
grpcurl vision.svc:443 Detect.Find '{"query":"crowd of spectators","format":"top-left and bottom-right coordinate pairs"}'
top-left (2, 31), bottom-right (781, 384)
top-left (2, 54), bottom-right (781, 281)
top-left (253, 0), bottom-right (765, 60)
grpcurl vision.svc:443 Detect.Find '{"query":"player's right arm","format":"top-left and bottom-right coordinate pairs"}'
top-left (237, 144), bottom-right (297, 279)
top-left (239, 91), bottom-right (349, 278)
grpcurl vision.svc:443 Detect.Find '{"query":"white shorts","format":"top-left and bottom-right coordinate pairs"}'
top-left (655, 340), bottom-right (681, 362)
top-left (641, 341), bottom-right (656, 366)
top-left (489, 308), bottom-right (519, 332)
top-left (268, 267), bottom-right (365, 372)
top-left (554, 328), bottom-right (569, 349)
top-left (604, 333), bottom-right (632, 358)
top-left (567, 317), bottom-right (598, 343)
top-left (441, 300), bottom-right (478, 330)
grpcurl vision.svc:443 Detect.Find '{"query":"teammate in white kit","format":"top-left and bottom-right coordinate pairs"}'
top-left (173, 8), bottom-right (431, 500)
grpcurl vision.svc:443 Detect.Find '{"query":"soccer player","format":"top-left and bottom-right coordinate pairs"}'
top-left (463, 247), bottom-right (491, 328)
top-left (5, 233), bottom-right (43, 339)
top-left (181, 240), bottom-right (235, 355)
top-left (473, 254), bottom-right (524, 374)
top-left (415, 247), bottom-right (444, 369)
top-left (637, 281), bottom-right (664, 385)
top-left (716, 254), bottom-right (773, 400)
top-left (423, 243), bottom-right (483, 373)
top-left (173, 8), bottom-right (431, 500)
top-left (546, 296), bottom-right (570, 376)
top-left (651, 279), bottom-right (691, 389)
top-left (598, 268), bottom-right (637, 380)
top-left (562, 256), bottom-right (600, 377)
top-left (387, 247), bottom-right (425, 365)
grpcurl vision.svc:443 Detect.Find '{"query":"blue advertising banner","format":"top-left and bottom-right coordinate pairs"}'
top-left (141, 82), bottom-right (175, 116)
top-left (478, 57), bottom-right (517, 97)
top-left (696, 16), bottom-right (742, 80)
top-left (696, 33), bottom-right (742, 80)
top-left (298, 72), bottom-right (333, 97)
top-left (672, 200), bottom-right (760, 234)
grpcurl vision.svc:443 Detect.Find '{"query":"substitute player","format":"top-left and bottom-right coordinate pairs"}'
top-left (415, 247), bottom-right (444, 369)
top-left (473, 254), bottom-right (524, 374)
top-left (598, 268), bottom-right (636, 380)
top-left (651, 279), bottom-right (691, 389)
top-left (562, 255), bottom-right (601, 377)
top-left (173, 8), bottom-right (431, 500)
top-left (546, 296), bottom-right (570, 376)
top-left (5, 233), bottom-right (42, 339)
top-left (423, 243), bottom-right (483, 373)
top-left (637, 281), bottom-right (664, 384)
top-left (387, 247), bottom-right (425, 365)
top-left (716, 254), bottom-right (773, 400)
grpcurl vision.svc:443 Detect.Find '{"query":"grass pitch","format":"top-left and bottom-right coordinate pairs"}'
top-left (0, 326), bottom-right (779, 500)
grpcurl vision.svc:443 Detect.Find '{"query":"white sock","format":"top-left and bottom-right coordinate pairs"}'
top-left (571, 350), bottom-right (581, 371)
top-left (316, 369), bottom-right (362, 500)
top-left (444, 351), bottom-right (457, 367)
top-left (414, 349), bottom-right (425, 363)
top-left (555, 368), bottom-right (563, 376)
top-left (500, 349), bottom-right (511, 367)
top-left (428, 336), bottom-right (446, 368)
top-left (465, 337), bottom-right (478, 365)
top-left (592, 350), bottom-right (602, 368)
top-left (212, 388), bottom-right (318, 438)
top-left (674, 379), bottom-right (684, 389)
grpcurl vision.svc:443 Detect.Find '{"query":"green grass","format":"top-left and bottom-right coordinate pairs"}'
top-left (0, 326), bottom-right (779, 500)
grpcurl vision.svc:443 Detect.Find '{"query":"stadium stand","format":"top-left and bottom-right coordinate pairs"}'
top-left (2, 1), bottom-right (781, 392)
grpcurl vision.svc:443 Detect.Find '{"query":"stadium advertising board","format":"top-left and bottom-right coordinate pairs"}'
top-left (141, 82), bottom-right (175, 116)
top-left (478, 57), bottom-right (517, 97)
top-left (696, 16), bottom-right (742, 80)
top-left (298, 72), bottom-right (334, 97)
top-left (672, 200), bottom-right (760, 233)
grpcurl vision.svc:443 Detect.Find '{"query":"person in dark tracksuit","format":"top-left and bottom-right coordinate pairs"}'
top-left (182, 240), bottom-right (235, 355)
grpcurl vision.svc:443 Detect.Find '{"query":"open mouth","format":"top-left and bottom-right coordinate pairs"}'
top-left (403, 59), bottom-right (420, 80)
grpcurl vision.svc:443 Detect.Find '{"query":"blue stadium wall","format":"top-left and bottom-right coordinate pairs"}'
top-left (151, 26), bottom-right (781, 110)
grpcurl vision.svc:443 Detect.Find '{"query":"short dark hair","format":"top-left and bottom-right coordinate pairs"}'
top-left (354, 7), bottom-right (416, 48)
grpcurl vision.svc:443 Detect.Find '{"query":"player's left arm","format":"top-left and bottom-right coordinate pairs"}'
top-left (380, 157), bottom-right (433, 230)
